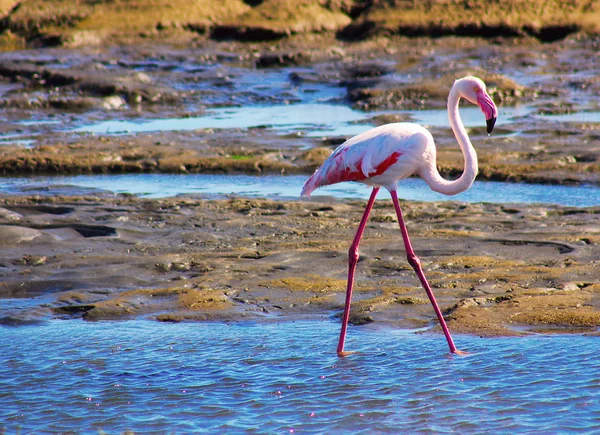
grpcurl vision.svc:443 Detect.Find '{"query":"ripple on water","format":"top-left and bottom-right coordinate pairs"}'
top-left (1, 320), bottom-right (600, 434)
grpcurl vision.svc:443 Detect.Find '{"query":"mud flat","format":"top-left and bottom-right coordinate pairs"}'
top-left (1, 193), bottom-right (599, 336)
top-left (0, 34), bottom-right (599, 184)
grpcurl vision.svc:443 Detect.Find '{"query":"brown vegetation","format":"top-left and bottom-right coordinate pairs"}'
top-left (0, 0), bottom-right (598, 49)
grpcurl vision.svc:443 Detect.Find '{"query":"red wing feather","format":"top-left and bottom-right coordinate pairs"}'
top-left (326, 150), bottom-right (402, 184)
top-left (302, 148), bottom-right (402, 197)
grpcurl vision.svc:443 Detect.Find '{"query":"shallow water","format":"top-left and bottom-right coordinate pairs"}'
top-left (72, 103), bottom-right (523, 138)
top-left (1, 173), bottom-right (599, 207)
top-left (1, 320), bottom-right (599, 434)
top-left (73, 103), bottom-right (372, 138)
top-left (539, 111), bottom-right (600, 124)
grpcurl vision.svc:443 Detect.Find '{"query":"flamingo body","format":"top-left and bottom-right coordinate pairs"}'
top-left (301, 123), bottom-right (434, 196)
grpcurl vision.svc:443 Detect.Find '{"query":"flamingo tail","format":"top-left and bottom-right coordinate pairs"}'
top-left (301, 170), bottom-right (323, 198)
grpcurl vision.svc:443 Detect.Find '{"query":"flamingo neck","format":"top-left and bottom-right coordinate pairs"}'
top-left (422, 86), bottom-right (478, 196)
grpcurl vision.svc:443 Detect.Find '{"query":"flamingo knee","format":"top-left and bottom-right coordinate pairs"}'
top-left (406, 252), bottom-right (422, 270)
top-left (348, 243), bottom-right (360, 266)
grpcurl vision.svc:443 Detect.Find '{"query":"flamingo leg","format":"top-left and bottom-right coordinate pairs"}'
top-left (337, 187), bottom-right (380, 357)
top-left (389, 190), bottom-right (461, 354)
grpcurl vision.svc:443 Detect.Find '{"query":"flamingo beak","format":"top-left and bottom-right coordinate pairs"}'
top-left (477, 90), bottom-right (498, 134)
top-left (486, 117), bottom-right (497, 134)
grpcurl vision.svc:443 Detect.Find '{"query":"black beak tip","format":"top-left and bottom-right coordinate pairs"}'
top-left (486, 117), bottom-right (497, 134)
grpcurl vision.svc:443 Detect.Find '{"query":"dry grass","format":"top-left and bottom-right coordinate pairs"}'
top-left (361, 0), bottom-right (600, 36)
top-left (1, 0), bottom-right (251, 45)
top-left (3, 0), bottom-right (598, 49)
top-left (0, 0), bottom-right (17, 16)
top-left (220, 0), bottom-right (351, 34)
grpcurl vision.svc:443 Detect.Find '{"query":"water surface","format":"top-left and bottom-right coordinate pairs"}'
top-left (1, 320), bottom-right (599, 434)
top-left (1, 173), bottom-right (598, 207)
top-left (72, 104), bottom-right (523, 138)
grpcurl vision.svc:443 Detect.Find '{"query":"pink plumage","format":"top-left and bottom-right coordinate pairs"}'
top-left (301, 123), bottom-right (432, 198)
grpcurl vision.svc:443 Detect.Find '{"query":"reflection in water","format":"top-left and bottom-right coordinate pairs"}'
top-left (1, 320), bottom-right (599, 433)
top-left (1, 173), bottom-right (599, 207)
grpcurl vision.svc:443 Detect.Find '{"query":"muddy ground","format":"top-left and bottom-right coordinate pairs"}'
top-left (1, 3), bottom-right (600, 339)
top-left (0, 34), bottom-right (599, 183)
top-left (1, 193), bottom-right (599, 337)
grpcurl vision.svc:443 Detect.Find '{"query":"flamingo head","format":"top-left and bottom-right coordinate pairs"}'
top-left (456, 76), bottom-right (498, 134)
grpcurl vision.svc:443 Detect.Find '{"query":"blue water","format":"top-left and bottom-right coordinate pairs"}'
top-left (1, 320), bottom-right (599, 434)
top-left (72, 104), bottom-right (372, 138)
top-left (71, 104), bottom-right (522, 138)
top-left (1, 173), bottom-right (598, 207)
top-left (539, 111), bottom-right (600, 124)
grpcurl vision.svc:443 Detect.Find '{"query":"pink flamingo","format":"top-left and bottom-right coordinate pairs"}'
top-left (301, 76), bottom-right (498, 356)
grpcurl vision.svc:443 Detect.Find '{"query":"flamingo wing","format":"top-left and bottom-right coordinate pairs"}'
top-left (301, 123), bottom-right (431, 197)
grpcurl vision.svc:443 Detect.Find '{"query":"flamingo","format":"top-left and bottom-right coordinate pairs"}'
top-left (301, 76), bottom-right (498, 356)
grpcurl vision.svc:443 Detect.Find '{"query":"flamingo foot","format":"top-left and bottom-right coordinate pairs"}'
top-left (452, 349), bottom-right (469, 356)
top-left (337, 350), bottom-right (356, 358)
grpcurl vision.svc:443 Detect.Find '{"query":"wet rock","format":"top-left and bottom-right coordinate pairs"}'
top-left (0, 11), bottom-right (598, 337)
top-left (0, 225), bottom-right (43, 244)
top-left (53, 304), bottom-right (95, 316)
top-left (256, 51), bottom-right (309, 68)
top-left (395, 297), bottom-right (427, 305)
top-left (61, 30), bottom-right (105, 48)
top-left (102, 95), bottom-right (127, 110)
top-left (0, 314), bottom-right (47, 326)
top-left (342, 62), bottom-right (394, 79)
top-left (340, 61), bottom-right (395, 95)
top-left (72, 73), bottom-right (179, 103)
top-left (47, 96), bottom-right (112, 111)
top-left (6, 205), bottom-right (74, 216)
top-left (0, 62), bottom-right (180, 105)
top-left (362, 113), bottom-right (414, 126)
top-left (19, 254), bottom-right (47, 266)
top-left (211, 25), bottom-right (288, 42)
top-left (561, 282), bottom-right (581, 292)
top-left (349, 84), bottom-right (446, 111)
top-left (337, 19), bottom-right (380, 41)
top-left (0, 62), bottom-right (47, 81)
top-left (0, 207), bottom-right (22, 221)
top-left (297, 147), bottom-right (332, 168)
top-left (348, 313), bottom-right (374, 326)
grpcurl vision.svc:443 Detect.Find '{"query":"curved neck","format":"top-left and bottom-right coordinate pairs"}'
top-left (421, 87), bottom-right (478, 196)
